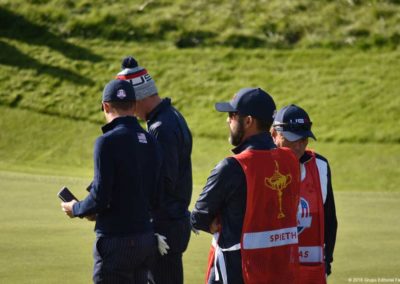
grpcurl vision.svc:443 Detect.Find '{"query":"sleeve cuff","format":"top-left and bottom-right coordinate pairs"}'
top-left (72, 202), bottom-right (82, 218)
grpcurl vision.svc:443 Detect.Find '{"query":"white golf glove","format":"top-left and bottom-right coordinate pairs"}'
top-left (155, 233), bottom-right (170, 256)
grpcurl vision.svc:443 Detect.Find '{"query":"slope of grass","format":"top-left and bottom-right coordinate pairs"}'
top-left (0, 106), bottom-right (96, 177)
top-left (1, 171), bottom-right (399, 283)
top-left (1, 40), bottom-right (399, 144)
top-left (1, 1), bottom-right (400, 49)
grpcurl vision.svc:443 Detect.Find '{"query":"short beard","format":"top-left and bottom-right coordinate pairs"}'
top-left (229, 116), bottom-right (245, 146)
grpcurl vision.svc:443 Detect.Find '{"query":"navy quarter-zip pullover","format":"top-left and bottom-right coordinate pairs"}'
top-left (73, 116), bottom-right (162, 236)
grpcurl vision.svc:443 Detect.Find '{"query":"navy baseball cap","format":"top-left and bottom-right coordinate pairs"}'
top-left (215, 88), bottom-right (276, 122)
top-left (102, 79), bottom-right (136, 102)
top-left (273, 104), bottom-right (316, 141)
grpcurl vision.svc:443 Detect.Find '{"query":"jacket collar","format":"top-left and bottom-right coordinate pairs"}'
top-left (300, 150), bottom-right (313, 164)
top-left (147, 98), bottom-right (171, 121)
top-left (232, 132), bottom-right (276, 154)
top-left (101, 116), bottom-right (138, 134)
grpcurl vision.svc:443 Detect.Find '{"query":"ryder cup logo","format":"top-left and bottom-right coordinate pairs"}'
top-left (116, 89), bottom-right (127, 99)
top-left (297, 197), bottom-right (312, 234)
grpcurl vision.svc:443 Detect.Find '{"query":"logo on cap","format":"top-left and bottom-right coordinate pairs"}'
top-left (289, 118), bottom-right (307, 124)
top-left (116, 89), bottom-right (127, 99)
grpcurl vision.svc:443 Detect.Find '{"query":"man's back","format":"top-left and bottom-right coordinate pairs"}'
top-left (74, 116), bottom-right (161, 236)
top-left (147, 98), bottom-right (192, 219)
top-left (63, 79), bottom-right (162, 284)
top-left (234, 147), bottom-right (300, 284)
top-left (116, 56), bottom-right (193, 284)
top-left (146, 98), bottom-right (193, 284)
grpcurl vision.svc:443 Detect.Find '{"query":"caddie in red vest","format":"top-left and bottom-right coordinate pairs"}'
top-left (271, 104), bottom-right (338, 284)
top-left (191, 88), bottom-right (301, 284)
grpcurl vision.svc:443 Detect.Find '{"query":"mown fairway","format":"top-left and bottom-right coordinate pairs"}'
top-left (0, 108), bottom-right (400, 283)
top-left (1, 170), bottom-right (400, 284)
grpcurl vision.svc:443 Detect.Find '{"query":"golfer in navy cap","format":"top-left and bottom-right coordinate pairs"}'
top-left (61, 79), bottom-right (162, 283)
top-left (191, 88), bottom-right (301, 284)
top-left (271, 104), bottom-right (337, 283)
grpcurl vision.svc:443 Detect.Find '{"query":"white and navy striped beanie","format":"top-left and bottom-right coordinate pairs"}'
top-left (116, 56), bottom-right (158, 101)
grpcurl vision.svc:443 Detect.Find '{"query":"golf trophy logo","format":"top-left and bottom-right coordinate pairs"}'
top-left (265, 160), bottom-right (292, 219)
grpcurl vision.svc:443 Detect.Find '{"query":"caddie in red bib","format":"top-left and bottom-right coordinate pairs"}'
top-left (236, 148), bottom-right (300, 284)
top-left (272, 104), bottom-right (338, 284)
top-left (297, 150), bottom-right (326, 284)
top-left (191, 88), bottom-right (302, 284)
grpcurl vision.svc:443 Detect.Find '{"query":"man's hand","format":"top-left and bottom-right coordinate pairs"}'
top-left (61, 200), bottom-right (77, 218)
top-left (209, 217), bottom-right (221, 234)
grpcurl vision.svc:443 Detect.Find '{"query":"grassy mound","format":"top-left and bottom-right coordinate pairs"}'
top-left (1, 40), bottom-right (399, 143)
top-left (1, 1), bottom-right (400, 49)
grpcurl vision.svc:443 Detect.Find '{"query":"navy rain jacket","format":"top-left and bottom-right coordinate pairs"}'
top-left (147, 98), bottom-right (193, 220)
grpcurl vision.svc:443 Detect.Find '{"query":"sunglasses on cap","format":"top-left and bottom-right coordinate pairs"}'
top-left (273, 122), bottom-right (312, 131)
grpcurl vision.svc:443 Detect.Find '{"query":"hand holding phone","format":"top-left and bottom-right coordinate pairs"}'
top-left (58, 186), bottom-right (79, 202)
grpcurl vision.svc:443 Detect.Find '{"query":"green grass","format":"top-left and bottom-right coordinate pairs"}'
top-left (1, 171), bottom-right (399, 283)
top-left (0, 106), bottom-right (95, 177)
top-left (329, 191), bottom-right (400, 281)
top-left (2, 106), bottom-right (400, 192)
top-left (1, 1), bottom-right (400, 282)
top-left (1, 1), bottom-right (400, 48)
top-left (0, 171), bottom-right (93, 283)
top-left (1, 41), bottom-right (400, 144)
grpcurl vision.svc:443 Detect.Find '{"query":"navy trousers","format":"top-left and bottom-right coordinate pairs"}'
top-left (93, 232), bottom-right (157, 284)
top-left (149, 215), bottom-right (191, 284)
top-left (207, 250), bottom-right (244, 284)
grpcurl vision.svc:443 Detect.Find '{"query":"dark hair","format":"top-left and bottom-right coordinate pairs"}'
top-left (255, 119), bottom-right (273, 132)
top-left (237, 114), bottom-right (273, 132)
top-left (108, 100), bottom-right (135, 111)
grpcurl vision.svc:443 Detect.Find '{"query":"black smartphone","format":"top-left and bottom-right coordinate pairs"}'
top-left (57, 186), bottom-right (79, 202)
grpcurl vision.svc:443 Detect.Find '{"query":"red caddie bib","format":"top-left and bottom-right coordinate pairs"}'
top-left (297, 150), bottom-right (326, 284)
top-left (235, 148), bottom-right (300, 284)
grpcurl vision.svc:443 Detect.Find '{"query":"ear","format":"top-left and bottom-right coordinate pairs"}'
top-left (102, 102), bottom-right (111, 113)
top-left (270, 128), bottom-right (281, 144)
top-left (244, 115), bottom-right (254, 128)
top-left (270, 127), bottom-right (277, 138)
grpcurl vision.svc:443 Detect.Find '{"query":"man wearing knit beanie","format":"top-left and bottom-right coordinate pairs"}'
top-left (117, 56), bottom-right (193, 284)
top-left (116, 56), bottom-right (158, 101)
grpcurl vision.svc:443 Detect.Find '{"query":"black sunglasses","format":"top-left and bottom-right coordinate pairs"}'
top-left (228, 112), bottom-right (239, 118)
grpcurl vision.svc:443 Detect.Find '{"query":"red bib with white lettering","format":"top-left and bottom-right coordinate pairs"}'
top-left (297, 150), bottom-right (326, 284)
top-left (235, 148), bottom-right (300, 284)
